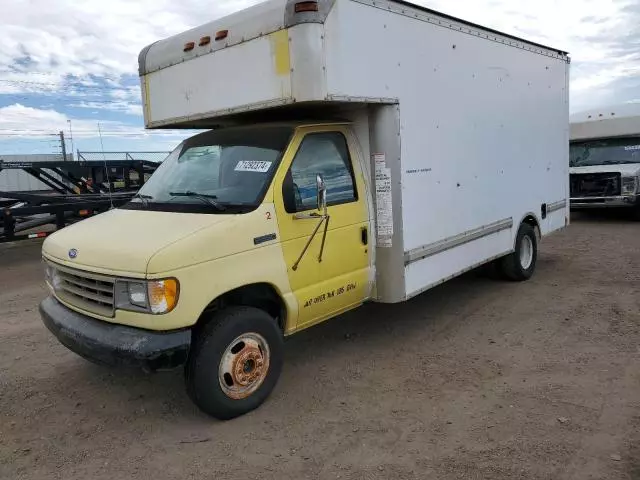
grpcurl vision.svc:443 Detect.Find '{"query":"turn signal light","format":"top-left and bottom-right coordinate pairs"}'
top-left (199, 35), bottom-right (211, 46)
top-left (183, 42), bottom-right (195, 52)
top-left (215, 30), bottom-right (229, 41)
top-left (148, 279), bottom-right (179, 314)
top-left (294, 1), bottom-right (319, 12)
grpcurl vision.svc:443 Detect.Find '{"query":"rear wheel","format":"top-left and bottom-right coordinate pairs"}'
top-left (185, 306), bottom-right (283, 420)
top-left (499, 223), bottom-right (538, 281)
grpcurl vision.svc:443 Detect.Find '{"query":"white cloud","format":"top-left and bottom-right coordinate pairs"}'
top-left (0, 104), bottom-right (120, 137)
top-left (0, 0), bottom-right (261, 80)
top-left (421, 0), bottom-right (640, 112)
top-left (69, 101), bottom-right (143, 116)
top-left (0, 103), bottom-right (189, 138)
top-left (0, 103), bottom-right (199, 154)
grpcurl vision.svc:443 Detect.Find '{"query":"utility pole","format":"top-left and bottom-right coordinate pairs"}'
top-left (67, 119), bottom-right (75, 161)
top-left (59, 131), bottom-right (67, 161)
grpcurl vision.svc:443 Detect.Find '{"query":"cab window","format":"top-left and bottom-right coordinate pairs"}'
top-left (284, 132), bottom-right (357, 213)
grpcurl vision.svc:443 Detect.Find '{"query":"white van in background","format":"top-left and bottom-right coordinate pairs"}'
top-left (570, 103), bottom-right (640, 216)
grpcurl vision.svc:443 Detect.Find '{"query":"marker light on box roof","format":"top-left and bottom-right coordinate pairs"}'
top-left (295, 1), bottom-right (319, 12)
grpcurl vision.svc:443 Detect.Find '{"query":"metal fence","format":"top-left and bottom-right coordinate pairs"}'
top-left (77, 151), bottom-right (170, 163)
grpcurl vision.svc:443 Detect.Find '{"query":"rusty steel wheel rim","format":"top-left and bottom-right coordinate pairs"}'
top-left (218, 332), bottom-right (270, 400)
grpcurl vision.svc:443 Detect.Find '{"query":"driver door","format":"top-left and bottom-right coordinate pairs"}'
top-left (274, 126), bottom-right (371, 331)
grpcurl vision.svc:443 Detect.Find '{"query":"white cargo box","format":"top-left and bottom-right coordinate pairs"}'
top-left (139, 0), bottom-right (569, 129)
top-left (139, 0), bottom-right (570, 302)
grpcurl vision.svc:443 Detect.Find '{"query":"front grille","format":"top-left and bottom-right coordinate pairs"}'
top-left (570, 172), bottom-right (621, 197)
top-left (51, 263), bottom-right (115, 317)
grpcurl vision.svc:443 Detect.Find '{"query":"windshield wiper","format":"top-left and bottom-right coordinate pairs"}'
top-left (132, 193), bottom-right (153, 207)
top-left (169, 191), bottom-right (226, 211)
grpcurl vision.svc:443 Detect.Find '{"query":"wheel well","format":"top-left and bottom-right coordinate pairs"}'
top-left (197, 283), bottom-right (287, 332)
top-left (520, 214), bottom-right (541, 242)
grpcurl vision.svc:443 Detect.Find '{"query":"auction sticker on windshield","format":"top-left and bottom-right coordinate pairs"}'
top-left (624, 145), bottom-right (640, 151)
top-left (235, 161), bottom-right (273, 173)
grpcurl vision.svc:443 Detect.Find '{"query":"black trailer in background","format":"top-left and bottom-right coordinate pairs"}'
top-left (0, 159), bottom-right (160, 244)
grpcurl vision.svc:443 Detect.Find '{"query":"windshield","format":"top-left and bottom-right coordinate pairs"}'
top-left (570, 137), bottom-right (640, 167)
top-left (125, 126), bottom-right (293, 213)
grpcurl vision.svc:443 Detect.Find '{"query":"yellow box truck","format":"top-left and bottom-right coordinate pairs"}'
top-left (40, 0), bottom-right (570, 419)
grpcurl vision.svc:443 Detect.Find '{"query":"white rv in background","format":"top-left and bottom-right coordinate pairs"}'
top-left (570, 103), bottom-right (640, 215)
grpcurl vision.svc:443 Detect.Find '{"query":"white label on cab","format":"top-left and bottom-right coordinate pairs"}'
top-left (624, 145), bottom-right (640, 151)
top-left (374, 153), bottom-right (393, 247)
top-left (234, 161), bottom-right (272, 173)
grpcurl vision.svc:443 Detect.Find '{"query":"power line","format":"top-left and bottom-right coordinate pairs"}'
top-left (0, 70), bottom-right (98, 78)
top-left (0, 129), bottom-right (64, 133)
top-left (0, 101), bottom-right (144, 112)
top-left (0, 133), bottom-right (59, 137)
top-left (0, 77), bottom-right (136, 89)
top-left (1, 92), bottom-right (139, 99)
top-left (0, 129), bottom-right (193, 133)
top-left (0, 79), bottom-right (139, 95)
top-left (0, 127), bottom-right (195, 132)
top-left (0, 131), bottom-right (196, 137)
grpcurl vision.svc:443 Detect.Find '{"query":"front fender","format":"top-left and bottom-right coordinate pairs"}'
top-left (114, 243), bottom-right (297, 331)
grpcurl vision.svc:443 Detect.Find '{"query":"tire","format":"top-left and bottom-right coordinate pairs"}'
top-left (499, 223), bottom-right (538, 281)
top-left (185, 306), bottom-right (283, 420)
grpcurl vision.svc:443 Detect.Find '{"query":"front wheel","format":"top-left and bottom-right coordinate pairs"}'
top-left (185, 306), bottom-right (284, 420)
top-left (499, 223), bottom-right (538, 281)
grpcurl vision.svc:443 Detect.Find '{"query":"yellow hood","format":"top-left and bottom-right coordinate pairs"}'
top-left (42, 208), bottom-right (232, 276)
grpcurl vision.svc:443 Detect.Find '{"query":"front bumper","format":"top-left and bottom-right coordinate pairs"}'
top-left (570, 195), bottom-right (640, 209)
top-left (40, 296), bottom-right (190, 371)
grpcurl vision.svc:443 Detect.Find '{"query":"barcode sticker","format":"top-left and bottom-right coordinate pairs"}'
top-left (234, 161), bottom-right (272, 173)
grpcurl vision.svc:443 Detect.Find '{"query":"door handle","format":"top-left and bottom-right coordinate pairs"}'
top-left (361, 227), bottom-right (368, 245)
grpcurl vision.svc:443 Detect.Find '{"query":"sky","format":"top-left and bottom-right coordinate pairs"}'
top-left (1, 0), bottom-right (639, 157)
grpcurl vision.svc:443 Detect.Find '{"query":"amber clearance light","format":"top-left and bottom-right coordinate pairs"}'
top-left (294, 1), bottom-right (319, 13)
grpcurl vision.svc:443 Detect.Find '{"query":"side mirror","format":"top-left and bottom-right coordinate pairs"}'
top-left (316, 174), bottom-right (327, 213)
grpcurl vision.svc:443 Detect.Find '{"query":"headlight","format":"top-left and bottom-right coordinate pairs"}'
top-left (44, 261), bottom-right (54, 284)
top-left (43, 262), bottom-right (62, 291)
top-left (621, 176), bottom-right (638, 195)
top-left (115, 278), bottom-right (179, 314)
top-left (127, 282), bottom-right (148, 308)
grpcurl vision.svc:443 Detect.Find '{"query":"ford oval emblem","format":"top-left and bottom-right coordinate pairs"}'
top-left (68, 248), bottom-right (78, 259)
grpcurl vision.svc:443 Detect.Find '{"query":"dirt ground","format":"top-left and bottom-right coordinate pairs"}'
top-left (1, 214), bottom-right (639, 480)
